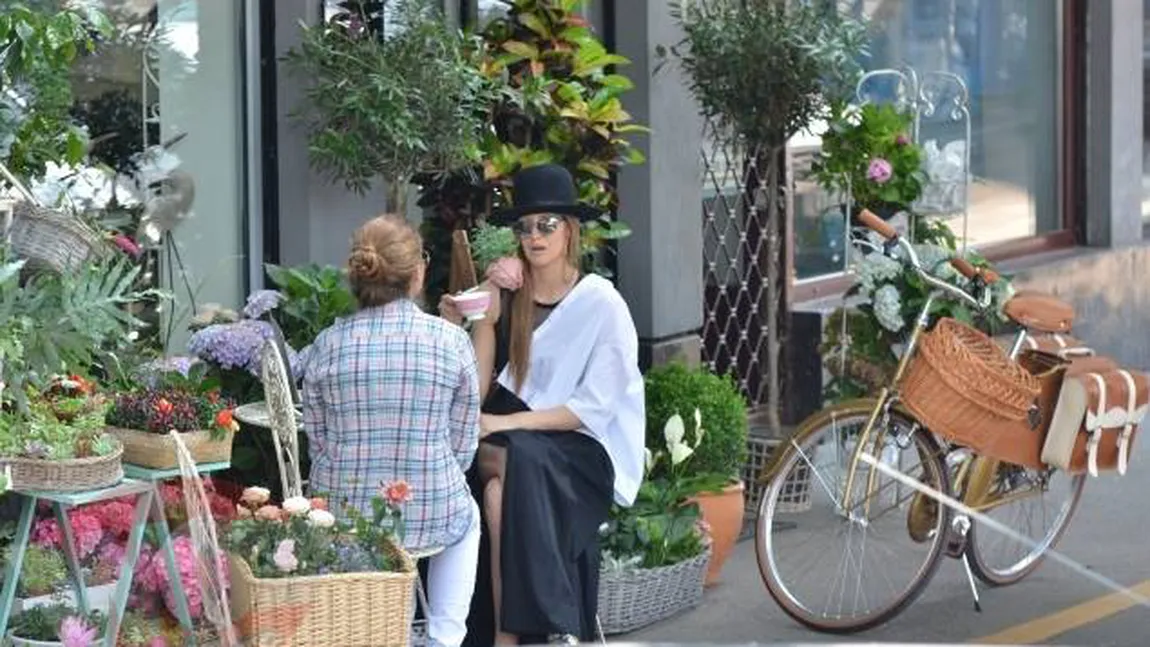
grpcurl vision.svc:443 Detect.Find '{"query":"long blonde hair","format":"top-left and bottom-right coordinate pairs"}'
top-left (507, 216), bottom-right (582, 393)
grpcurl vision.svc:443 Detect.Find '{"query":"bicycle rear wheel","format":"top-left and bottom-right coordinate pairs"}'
top-left (755, 403), bottom-right (951, 633)
top-left (966, 461), bottom-right (1085, 587)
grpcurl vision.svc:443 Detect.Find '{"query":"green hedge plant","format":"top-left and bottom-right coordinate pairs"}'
top-left (644, 362), bottom-right (748, 483)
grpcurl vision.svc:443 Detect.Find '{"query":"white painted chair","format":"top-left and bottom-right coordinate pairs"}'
top-left (257, 339), bottom-right (304, 499)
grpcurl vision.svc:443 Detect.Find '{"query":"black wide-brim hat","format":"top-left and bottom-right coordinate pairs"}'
top-left (491, 163), bottom-right (603, 224)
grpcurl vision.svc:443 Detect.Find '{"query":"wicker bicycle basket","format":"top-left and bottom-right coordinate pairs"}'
top-left (6, 201), bottom-right (106, 274)
top-left (229, 538), bottom-right (417, 647)
top-left (107, 427), bottom-right (234, 470)
top-left (900, 318), bottom-right (1041, 458)
top-left (0, 441), bottom-right (124, 493)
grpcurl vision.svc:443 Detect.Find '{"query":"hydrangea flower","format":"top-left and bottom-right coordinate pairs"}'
top-left (873, 284), bottom-right (905, 333)
top-left (187, 319), bottom-right (274, 373)
top-left (855, 252), bottom-right (903, 294)
top-left (867, 158), bottom-right (893, 184)
top-left (242, 289), bottom-right (284, 319)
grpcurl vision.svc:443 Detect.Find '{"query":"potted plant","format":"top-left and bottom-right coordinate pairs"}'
top-left (598, 412), bottom-right (712, 634)
top-left (6, 603), bottom-right (105, 647)
top-left (4, 545), bottom-right (67, 612)
top-left (224, 484), bottom-right (417, 646)
top-left (104, 363), bottom-right (239, 470)
top-left (283, 0), bottom-right (495, 212)
top-left (668, 0), bottom-right (868, 434)
top-left (416, 0), bottom-right (645, 301)
top-left (0, 382), bottom-right (124, 493)
top-left (644, 362), bottom-right (747, 585)
top-left (810, 101), bottom-right (929, 221)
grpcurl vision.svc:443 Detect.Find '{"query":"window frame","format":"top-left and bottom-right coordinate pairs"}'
top-left (790, 0), bottom-right (1086, 303)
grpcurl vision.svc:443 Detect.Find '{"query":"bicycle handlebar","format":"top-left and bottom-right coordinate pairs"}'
top-left (854, 208), bottom-right (988, 310)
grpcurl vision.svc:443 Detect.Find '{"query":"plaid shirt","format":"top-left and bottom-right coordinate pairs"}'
top-left (302, 299), bottom-right (480, 551)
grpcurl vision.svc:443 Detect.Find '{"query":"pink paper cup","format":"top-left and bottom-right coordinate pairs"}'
top-left (452, 291), bottom-right (491, 321)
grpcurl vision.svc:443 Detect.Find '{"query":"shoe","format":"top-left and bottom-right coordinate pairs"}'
top-left (548, 634), bottom-right (580, 645)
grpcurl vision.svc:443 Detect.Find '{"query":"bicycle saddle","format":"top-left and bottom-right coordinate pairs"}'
top-left (1003, 290), bottom-right (1075, 334)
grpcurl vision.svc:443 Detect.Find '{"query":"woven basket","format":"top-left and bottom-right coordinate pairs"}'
top-left (901, 318), bottom-right (1041, 458)
top-left (229, 540), bottom-right (417, 647)
top-left (108, 427), bottom-right (234, 470)
top-left (0, 442), bottom-right (124, 493)
top-left (597, 547), bottom-right (711, 635)
top-left (6, 201), bottom-right (106, 274)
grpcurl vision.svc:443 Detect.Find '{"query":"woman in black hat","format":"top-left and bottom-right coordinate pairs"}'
top-left (439, 164), bottom-right (645, 645)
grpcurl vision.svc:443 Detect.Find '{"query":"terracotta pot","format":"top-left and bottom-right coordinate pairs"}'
top-left (692, 480), bottom-right (745, 587)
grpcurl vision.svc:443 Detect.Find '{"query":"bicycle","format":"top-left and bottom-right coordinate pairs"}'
top-left (754, 209), bottom-right (1087, 633)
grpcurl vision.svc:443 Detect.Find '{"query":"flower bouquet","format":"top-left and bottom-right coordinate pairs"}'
top-left (0, 379), bottom-right (124, 492)
top-left (223, 485), bottom-right (416, 647)
top-left (105, 363), bottom-right (239, 469)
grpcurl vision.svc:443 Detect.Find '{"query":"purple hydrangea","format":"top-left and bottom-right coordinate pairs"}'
top-left (187, 319), bottom-right (275, 373)
top-left (242, 289), bottom-right (284, 319)
top-left (867, 157), bottom-right (893, 184)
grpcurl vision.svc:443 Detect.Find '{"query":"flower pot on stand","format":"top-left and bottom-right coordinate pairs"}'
top-left (692, 480), bottom-right (745, 586)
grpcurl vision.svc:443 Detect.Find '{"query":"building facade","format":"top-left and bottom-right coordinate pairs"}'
top-left (150, 0), bottom-right (1147, 430)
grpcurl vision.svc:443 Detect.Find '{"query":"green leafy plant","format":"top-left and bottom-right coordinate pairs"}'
top-left (811, 102), bottom-right (928, 216)
top-left (283, 0), bottom-right (496, 210)
top-left (0, 248), bottom-right (166, 412)
top-left (6, 544), bottom-right (67, 597)
top-left (0, 2), bottom-right (111, 178)
top-left (644, 362), bottom-right (748, 482)
top-left (264, 263), bottom-right (356, 350)
top-left (416, 0), bottom-right (646, 289)
top-left (667, 0), bottom-right (868, 433)
top-left (0, 396), bottom-right (114, 460)
top-left (469, 223), bottom-right (519, 273)
top-left (601, 487), bottom-right (706, 570)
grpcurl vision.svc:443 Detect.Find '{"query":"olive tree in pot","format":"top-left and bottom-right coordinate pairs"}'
top-left (645, 362), bottom-right (747, 586)
top-left (283, 0), bottom-right (496, 212)
top-left (666, 0), bottom-right (868, 434)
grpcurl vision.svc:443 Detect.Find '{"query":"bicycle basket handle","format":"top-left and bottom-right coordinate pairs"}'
top-left (950, 257), bottom-right (1000, 284)
top-left (855, 208), bottom-right (899, 240)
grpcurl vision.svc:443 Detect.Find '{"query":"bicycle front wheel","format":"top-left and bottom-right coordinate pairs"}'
top-left (966, 461), bottom-right (1085, 587)
top-left (755, 404), bottom-right (951, 634)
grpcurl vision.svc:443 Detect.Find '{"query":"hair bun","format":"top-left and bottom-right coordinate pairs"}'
top-left (348, 246), bottom-right (386, 283)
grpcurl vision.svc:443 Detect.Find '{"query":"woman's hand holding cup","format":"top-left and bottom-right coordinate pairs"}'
top-left (438, 282), bottom-right (499, 326)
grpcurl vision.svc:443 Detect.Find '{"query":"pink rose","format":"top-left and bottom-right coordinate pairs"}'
top-left (273, 539), bottom-right (298, 573)
top-left (867, 158), bottom-right (893, 184)
top-left (255, 505), bottom-right (283, 522)
top-left (485, 256), bottom-right (524, 291)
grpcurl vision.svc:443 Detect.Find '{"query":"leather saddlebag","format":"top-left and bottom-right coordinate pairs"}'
top-left (1022, 333), bottom-right (1095, 360)
top-left (1041, 366), bottom-right (1150, 476)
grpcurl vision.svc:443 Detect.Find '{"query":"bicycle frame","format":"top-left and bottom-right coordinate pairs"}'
top-left (838, 236), bottom-right (1034, 518)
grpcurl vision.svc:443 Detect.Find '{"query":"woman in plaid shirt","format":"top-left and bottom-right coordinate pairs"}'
top-left (303, 214), bottom-right (482, 647)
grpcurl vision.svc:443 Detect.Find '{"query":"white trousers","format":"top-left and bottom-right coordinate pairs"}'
top-left (426, 499), bottom-right (480, 647)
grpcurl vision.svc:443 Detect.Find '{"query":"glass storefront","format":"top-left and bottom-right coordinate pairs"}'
top-left (67, 0), bottom-right (249, 345)
top-left (794, 0), bottom-right (1063, 281)
top-left (71, 0), bottom-right (249, 346)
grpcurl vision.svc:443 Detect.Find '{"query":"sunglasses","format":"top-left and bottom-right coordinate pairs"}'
top-left (511, 215), bottom-right (563, 238)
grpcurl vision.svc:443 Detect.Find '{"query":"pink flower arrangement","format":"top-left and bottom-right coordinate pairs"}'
top-left (133, 535), bottom-right (229, 621)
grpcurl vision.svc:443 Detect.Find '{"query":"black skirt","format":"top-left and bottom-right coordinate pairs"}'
top-left (464, 384), bottom-right (614, 645)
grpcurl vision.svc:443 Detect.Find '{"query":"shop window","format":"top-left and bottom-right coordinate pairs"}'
top-left (793, 0), bottom-right (1063, 283)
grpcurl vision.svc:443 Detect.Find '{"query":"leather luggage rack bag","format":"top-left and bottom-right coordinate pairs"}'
top-left (1042, 364), bottom-right (1150, 476)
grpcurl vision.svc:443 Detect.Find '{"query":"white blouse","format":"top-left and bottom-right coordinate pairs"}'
top-left (495, 274), bottom-right (646, 506)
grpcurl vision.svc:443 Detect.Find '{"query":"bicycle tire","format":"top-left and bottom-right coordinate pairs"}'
top-left (754, 402), bottom-right (951, 634)
top-left (966, 463), bottom-right (1086, 587)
